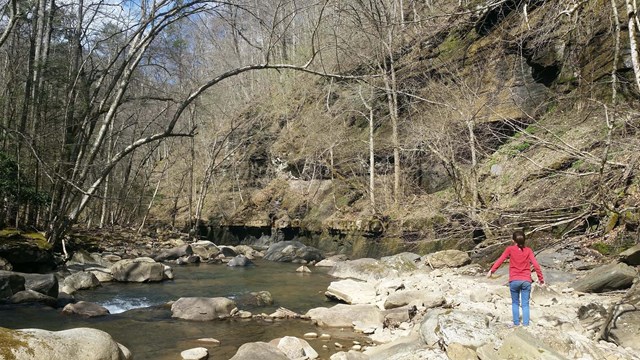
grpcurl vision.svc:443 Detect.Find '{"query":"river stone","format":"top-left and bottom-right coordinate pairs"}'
top-left (2, 327), bottom-right (131, 359)
top-left (249, 290), bottom-right (273, 306)
top-left (181, 347), bottom-right (209, 360)
top-left (86, 267), bottom-right (114, 282)
top-left (424, 250), bottom-right (471, 268)
top-left (296, 265), bottom-right (311, 273)
top-left (163, 264), bottom-right (174, 280)
top-left (330, 351), bottom-right (369, 360)
top-left (272, 336), bottom-right (319, 359)
top-left (234, 245), bottom-right (261, 258)
top-left (191, 242), bottom-right (220, 260)
top-left (384, 290), bottom-right (445, 310)
top-left (0, 256), bottom-right (12, 270)
top-left (227, 254), bottom-right (253, 267)
top-left (328, 258), bottom-right (396, 282)
top-left (306, 304), bottom-right (384, 328)
top-left (10, 289), bottom-right (57, 307)
top-left (153, 244), bottom-right (193, 262)
top-left (619, 244), bottom-right (640, 266)
top-left (0, 271), bottom-right (25, 298)
top-left (69, 249), bottom-right (108, 266)
top-left (171, 297), bottom-right (237, 321)
top-left (110, 257), bottom-right (165, 282)
top-left (420, 309), bottom-right (493, 348)
top-left (62, 271), bottom-right (101, 294)
top-left (219, 246), bottom-right (238, 257)
top-left (570, 262), bottom-right (637, 293)
top-left (325, 279), bottom-right (376, 304)
top-left (63, 301), bottom-right (110, 317)
top-left (263, 241), bottom-right (324, 263)
top-left (229, 342), bottom-right (289, 360)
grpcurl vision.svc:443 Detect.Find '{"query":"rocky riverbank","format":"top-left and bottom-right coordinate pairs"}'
top-left (1, 229), bottom-right (640, 359)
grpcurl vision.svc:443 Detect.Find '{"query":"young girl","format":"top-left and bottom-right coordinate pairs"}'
top-left (487, 230), bottom-right (545, 326)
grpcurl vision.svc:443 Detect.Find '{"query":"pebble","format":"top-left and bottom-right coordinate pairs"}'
top-left (196, 338), bottom-right (220, 345)
top-left (319, 333), bottom-right (332, 340)
top-left (304, 332), bottom-right (318, 339)
top-left (335, 342), bottom-right (344, 348)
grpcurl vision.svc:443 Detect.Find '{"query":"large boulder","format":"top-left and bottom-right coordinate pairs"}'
top-left (328, 258), bottom-right (397, 282)
top-left (383, 290), bottom-right (445, 310)
top-left (476, 327), bottom-right (565, 360)
top-left (0, 233), bottom-right (56, 272)
top-left (380, 252), bottom-right (420, 273)
top-left (306, 304), bottom-right (384, 329)
top-left (0, 327), bottom-right (131, 359)
top-left (153, 245), bottom-right (193, 262)
top-left (0, 271), bottom-right (24, 298)
top-left (68, 249), bottom-right (109, 267)
top-left (0, 270), bottom-right (57, 298)
top-left (619, 244), bottom-right (640, 266)
top-left (271, 336), bottom-right (319, 359)
top-left (86, 267), bottom-right (114, 282)
top-left (61, 271), bottom-right (101, 294)
top-left (570, 262), bottom-right (637, 293)
top-left (62, 301), bottom-right (110, 317)
top-left (325, 279), bottom-right (377, 304)
top-left (424, 250), bottom-right (471, 269)
top-left (263, 241), bottom-right (324, 263)
top-left (10, 289), bottom-right (57, 307)
top-left (420, 309), bottom-right (493, 348)
top-left (110, 257), bottom-right (166, 282)
top-left (229, 342), bottom-right (288, 360)
top-left (227, 255), bottom-right (253, 267)
top-left (171, 297), bottom-right (237, 321)
top-left (191, 241), bottom-right (220, 260)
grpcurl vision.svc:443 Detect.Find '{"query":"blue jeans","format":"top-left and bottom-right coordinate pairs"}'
top-left (509, 280), bottom-right (531, 326)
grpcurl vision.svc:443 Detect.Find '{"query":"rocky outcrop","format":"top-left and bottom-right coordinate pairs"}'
top-left (571, 262), bottom-right (637, 293)
top-left (171, 297), bottom-right (237, 321)
top-left (0, 327), bottom-right (131, 359)
top-left (263, 241), bottom-right (323, 263)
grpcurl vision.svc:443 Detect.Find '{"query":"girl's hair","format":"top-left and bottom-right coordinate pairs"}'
top-left (512, 230), bottom-right (526, 249)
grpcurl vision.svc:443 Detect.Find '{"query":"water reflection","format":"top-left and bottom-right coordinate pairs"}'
top-left (0, 260), bottom-right (368, 359)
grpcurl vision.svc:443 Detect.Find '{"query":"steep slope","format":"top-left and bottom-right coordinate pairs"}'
top-left (210, 0), bottom-right (640, 258)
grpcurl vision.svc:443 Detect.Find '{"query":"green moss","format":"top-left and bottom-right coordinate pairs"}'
top-left (0, 229), bottom-right (21, 237)
top-left (23, 232), bottom-right (51, 250)
top-left (0, 327), bottom-right (34, 360)
top-left (591, 242), bottom-right (613, 255)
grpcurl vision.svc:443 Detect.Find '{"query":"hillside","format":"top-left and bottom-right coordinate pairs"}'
top-left (192, 0), bottom-right (640, 258)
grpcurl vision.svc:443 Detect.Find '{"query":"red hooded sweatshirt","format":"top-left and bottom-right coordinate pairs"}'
top-left (490, 244), bottom-right (544, 284)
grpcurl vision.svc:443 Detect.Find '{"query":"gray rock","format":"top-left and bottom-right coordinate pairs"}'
top-left (62, 271), bottom-right (101, 294)
top-left (227, 255), bottom-right (253, 267)
top-left (306, 304), bottom-right (384, 328)
top-left (571, 262), bottom-right (637, 293)
top-left (619, 244), bottom-right (640, 266)
top-left (272, 336), bottom-right (318, 359)
top-left (219, 246), bottom-right (238, 257)
top-left (329, 258), bottom-right (397, 282)
top-left (420, 309), bottom-right (493, 348)
top-left (263, 241), bottom-right (323, 263)
top-left (110, 257), bottom-right (166, 282)
top-left (325, 279), bottom-right (376, 304)
top-left (68, 249), bottom-right (109, 267)
top-left (0, 271), bottom-right (25, 298)
top-left (191, 243), bottom-right (220, 260)
top-left (383, 290), bottom-right (445, 309)
top-left (609, 311), bottom-right (640, 351)
top-left (234, 245), bottom-right (261, 258)
top-left (171, 297), bottom-right (237, 321)
top-left (492, 327), bottom-right (566, 359)
top-left (10, 289), bottom-right (57, 307)
top-left (380, 252), bottom-right (420, 273)
top-left (4, 327), bottom-right (130, 359)
top-left (181, 347), bottom-right (209, 360)
top-left (0, 256), bottom-right (12, 270)
top-left (153, 245), bottom-right (193, 262)
top-left (249, 290), bottom-right (273, 306)
top-left (0, 270), bottom-right (58, 298)
top-left (86, 267), bottom-right (114, 282)
top-left (315, 255), bottom-right (348, 267)
top-left (330, 351), bottom-right (370, 360)
top-left (63, 301), bottom-right (110, 317)
top-left (229, 342), bottom-right (288, 360)
top-left (424, 250), bottom-right (471, 268)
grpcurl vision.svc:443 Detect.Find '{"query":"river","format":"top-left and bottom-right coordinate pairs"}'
top-left (0, 260), bottom-right (367, 359)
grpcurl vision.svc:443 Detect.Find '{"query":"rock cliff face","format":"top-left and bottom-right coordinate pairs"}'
top-left (211, 1), bottom-right (640, 258)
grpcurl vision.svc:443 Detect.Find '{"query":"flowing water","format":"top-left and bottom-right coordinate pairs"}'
top-left (0, 260), bottom-right (367, 359)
